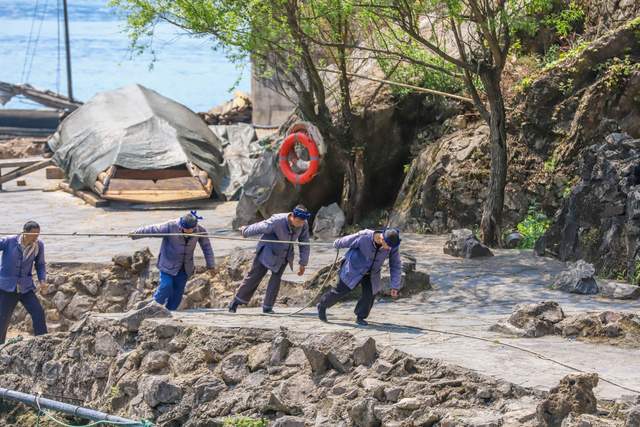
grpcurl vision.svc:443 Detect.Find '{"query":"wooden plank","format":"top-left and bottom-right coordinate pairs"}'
top-left (102, 190), bottom-right (210, 203)
top-left (76, 190), bottom-right (109, 208)
top-left (0, 159), bottom-right (53, 185)
top-left (45, 166), bottom-right (65, 180)
top-left (58, 182), bottom-right (109, 207)
top-left (0, 158), bottom-right (41, 169)
top-left (112, 167), bottom-right (191, 180)
top-left (94, 181), bottom-right (106, 194)
top-left (107, 177), bottom-right (204, 192)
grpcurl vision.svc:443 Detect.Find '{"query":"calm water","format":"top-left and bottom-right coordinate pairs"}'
top-left (0, 0), bottom-right (250, 112)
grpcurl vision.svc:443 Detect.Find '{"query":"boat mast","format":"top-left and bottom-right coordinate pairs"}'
top-left (62, 0), bottom-right (73, 102)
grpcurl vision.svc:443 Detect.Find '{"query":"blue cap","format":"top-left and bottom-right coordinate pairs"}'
top-left (179, 210), bottom-right (203, 229)
top-left (293, 207), bottom-right (311, 220)
top-left (383, 228), bottom-right (401, 248)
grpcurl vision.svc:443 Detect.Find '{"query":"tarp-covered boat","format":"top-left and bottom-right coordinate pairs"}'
top-left (48, 84), bottom-right (228, 203)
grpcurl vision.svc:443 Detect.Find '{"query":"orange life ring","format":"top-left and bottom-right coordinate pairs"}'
top-left (278, 132), bottom-right (320, 185)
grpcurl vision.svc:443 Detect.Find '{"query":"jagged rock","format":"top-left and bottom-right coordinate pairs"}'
top-left (443, 229), bottom-right (494, 259)
top-left (362, 378), bottom-right (386, 400)
top-left (112, 255), bottom-right (133, 270)
top-left (551, 261), bottom-right (599, 295)
top-left (141, 351), bottom-right (170, 373)
top-left (193, 376), bottom-right (226, 405)
top-left (141, 376), bottom-right (183, 408)
top-left (226, 249), bottom-right (255, 281)
top-left (312, 203), bottom-right (345, 239)
top-left (384, 387), bottom-right (403, 402)
top-left (270, 331), bottom-right (292, 365)
top-left (248, 342), bottom-right (271, 371)
top-left (395, 397), bottom-right (422, 411)
top-left (599, 282), bottom-right (640, 300)
top-left (353, 337), bottom-right (378, 366)
top-left (490, 301), bottom-right (565, 338)
top-left (284, 348), bottom-right (308, 368)
top-left (349, 398), bottom-right (380, 427)
top-left (52, 292), bottom-right (71, 312)
top-left (272, 416), bottom-right (307, 427)
top-left (94, 331), bottom-right (121, 357)
top-left (220, 352), bottom-right (249, 385)
top-left (301, 345), bottom-right (330, 376)
top-left (379, 253), bottom-right (431, 297)
top-left (63, 294), bottom-right (95, 320)
top-left (536, 373), bottom-right (598, 427)
top-left (118, 301), bottom-right (171, 332)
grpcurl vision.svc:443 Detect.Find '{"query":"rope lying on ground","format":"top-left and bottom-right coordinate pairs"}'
top-left (0, 232), bottom-right (338, 247)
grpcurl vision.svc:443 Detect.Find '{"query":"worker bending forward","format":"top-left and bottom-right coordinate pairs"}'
top-left (229, 206), bottom-right (311, 314)
top-left (131, 211), bottom-right (215, 310)
top-left (0, 221), bottom-right (48, 343)
top-left (317, 228), bottom-right (402, 326)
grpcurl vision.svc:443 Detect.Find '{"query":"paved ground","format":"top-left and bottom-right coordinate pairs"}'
top-left (4, 164), bottom-right (640, 400)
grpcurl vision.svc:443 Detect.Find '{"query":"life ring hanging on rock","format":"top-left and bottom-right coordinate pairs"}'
top-left (279, 132), bottom-right (320, 185)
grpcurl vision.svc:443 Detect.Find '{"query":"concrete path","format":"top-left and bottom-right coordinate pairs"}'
top-left (5, 166), bottom-right (640, 399)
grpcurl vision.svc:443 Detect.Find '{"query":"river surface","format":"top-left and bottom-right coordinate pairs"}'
top-left (0, 0), bottom-right (250, 112)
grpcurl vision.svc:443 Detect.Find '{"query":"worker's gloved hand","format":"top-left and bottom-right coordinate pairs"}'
top-left (128, 232), bottom-right (136, 240)
top-left (239, 226), bottom-right (246, 236)
top-left (297, 265), bottom-right (305, 276)
top-left (208, 268), bottom-right (216, 278)
top-left (390, 289), bottom-right (399, 299)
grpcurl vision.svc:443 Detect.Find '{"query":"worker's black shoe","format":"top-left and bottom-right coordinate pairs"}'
top-left (228, 301), bottom-right (239, 313)
top-left (356, 318), bottom-right (369, 326)
top-left (262, 307), bottom-right (275, 314)
top-left (317, 305), bottom-right (327, 322)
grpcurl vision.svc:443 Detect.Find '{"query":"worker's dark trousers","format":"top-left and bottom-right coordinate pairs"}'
top-left (318, 275), bottom-right (375, 320)
top-left (233, 258), bottom-right (287, 309)
top-left (0, 289), bottom-right (47, 344)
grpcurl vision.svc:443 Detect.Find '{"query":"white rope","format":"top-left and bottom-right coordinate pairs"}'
top-left (0, 232), bottom-right (337, 247)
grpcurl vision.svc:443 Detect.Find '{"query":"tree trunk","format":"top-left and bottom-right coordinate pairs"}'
top-left (339, 147), bottom-right (366, 224)
top-left (479, 70), bottom-right (508, 247)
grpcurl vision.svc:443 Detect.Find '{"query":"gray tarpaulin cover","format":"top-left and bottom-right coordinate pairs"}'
top-left (209, 123), bottom-right (264, 200)
top-left (48, 84), bottom-right (229, 196)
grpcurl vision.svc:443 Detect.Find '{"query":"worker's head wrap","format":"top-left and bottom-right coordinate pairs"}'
top-left (180, 211), bottom-right (203, 229)
top-left (292, 206), bottom-right (311, 221)
top-left (382, 228), bottom-right (401, 248)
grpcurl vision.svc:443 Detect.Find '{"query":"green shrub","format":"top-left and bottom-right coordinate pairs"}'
top-left (516, 204), bottom-right (551, 249)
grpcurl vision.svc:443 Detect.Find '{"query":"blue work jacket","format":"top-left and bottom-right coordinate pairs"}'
top-left (242, 213), bottom-right (310, 272)
top-left (0, 235), bottom-right (46, 294)
top-left (131, 219), bottom-right (215, 277)
top-left (334, 229), bottom-right (402, 294)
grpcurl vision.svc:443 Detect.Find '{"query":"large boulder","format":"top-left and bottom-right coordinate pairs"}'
top-left (312, 203), bottom-right (345, 239)
top-left (490, 301), bottom-right (565, 338)
top-left (536, 373), bottom-right (598, 427)
top-left (443, 229), bottom-right (494, 258)
top-left (551, 260), bottom-right (599, 295)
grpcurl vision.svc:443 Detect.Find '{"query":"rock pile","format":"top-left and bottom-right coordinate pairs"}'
top-left (10, 247), bottom-right (432, 336)
top-left (200, 92), bottom-right (252, 125)
top-left (1, 311), bottom-right (622, 426)
top-left (491, 301), bottom-right (640, 347)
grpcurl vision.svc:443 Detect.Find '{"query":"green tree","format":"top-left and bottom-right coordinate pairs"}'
top-left (357, 0), bottom-right (525, 245)
top-left (111, 0), bottom-right (381, 223)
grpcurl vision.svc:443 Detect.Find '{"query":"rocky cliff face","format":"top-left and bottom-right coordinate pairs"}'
top-left (537, 133), bottom-right (640, 282)
top-left (390, 17), bottom-right (640, 240)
